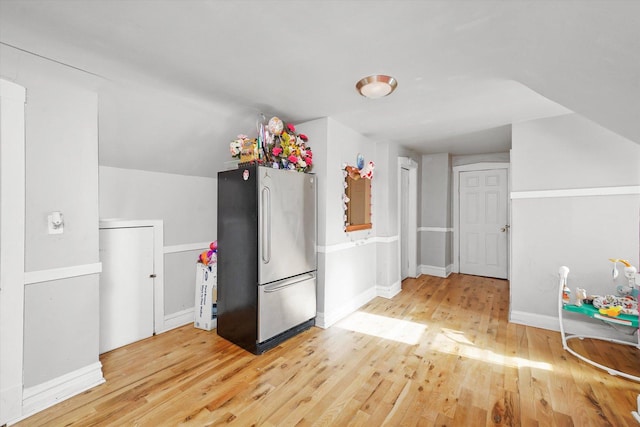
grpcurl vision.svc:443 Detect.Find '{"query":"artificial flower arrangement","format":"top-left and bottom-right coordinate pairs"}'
top-left (228, 116), bottom-right (313, 173)
top-left (198, 241), bottom-right (218, 265)
top-left (229, 134), bottom-right (257, 163)
top-left (343, 161), bottom-right (375, 181)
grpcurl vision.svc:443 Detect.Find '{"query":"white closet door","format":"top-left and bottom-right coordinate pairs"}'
top-left (400, 167), bottom-right (410, 280)
top-left (99, 226), bottom-right (154, 353)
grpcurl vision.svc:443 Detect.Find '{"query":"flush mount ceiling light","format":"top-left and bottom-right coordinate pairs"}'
top-left (356, 74), bottom-right (398, 99)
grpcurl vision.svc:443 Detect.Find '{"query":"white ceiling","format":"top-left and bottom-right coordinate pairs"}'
top-left (1, 0), bottom-right (638, 176)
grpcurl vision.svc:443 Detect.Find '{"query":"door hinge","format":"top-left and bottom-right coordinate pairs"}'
top-left (149, 274), bottom-right (157, 278)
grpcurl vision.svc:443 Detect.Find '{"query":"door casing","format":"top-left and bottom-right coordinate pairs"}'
top-left (0, 79), bottom-right (26, 425)
top-left (397, 157), bottom-right (418, 280)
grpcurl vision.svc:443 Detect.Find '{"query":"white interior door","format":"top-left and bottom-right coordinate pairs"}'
top-left (400, 167), bottom-right (410, 279)
top-left (459, 169), bottom-right (508, 279)
top-left (99, 226), bottom-right (154, 353)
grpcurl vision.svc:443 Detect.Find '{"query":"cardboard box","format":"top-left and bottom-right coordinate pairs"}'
top-left (194, 262), bottom-right (217, 331)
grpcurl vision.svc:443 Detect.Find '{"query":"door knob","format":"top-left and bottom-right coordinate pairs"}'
top-left (500, 225), bottom-right (510, 232)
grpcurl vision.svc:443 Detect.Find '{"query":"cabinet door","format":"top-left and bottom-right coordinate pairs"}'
top-left (99, 226), bottom-right (154, 353)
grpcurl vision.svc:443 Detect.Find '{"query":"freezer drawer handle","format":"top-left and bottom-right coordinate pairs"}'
top-left (264, 273), bottom-right (315, 293)
top-left (261, 187), bottom-right (271, 264)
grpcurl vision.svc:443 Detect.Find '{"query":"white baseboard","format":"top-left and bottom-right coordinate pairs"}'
top-left (315, 287), bottom-right (377, 329)
top-left (19, 362), bottom-right (104, 423)
top-left (160, 307), bottom-right (195, 333)
top-left (376, 280), bottom-right (401, 299)
top-left (419, 264), bottom-right (452, 278)
top-left (510, 310), bottom-right (637, 342)
top-left (1, 383), bottom-right (22, 425)
top-left (509, 310), bottom-right (560, 332)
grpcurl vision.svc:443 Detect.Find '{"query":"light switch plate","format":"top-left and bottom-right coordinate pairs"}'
top-left (48, 213), bottom-right (63, 234)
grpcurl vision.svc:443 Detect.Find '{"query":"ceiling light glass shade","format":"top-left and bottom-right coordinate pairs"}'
top-left (356, 75), bottom-right (398, 99)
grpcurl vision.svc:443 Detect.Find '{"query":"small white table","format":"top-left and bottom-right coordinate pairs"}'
top-left (557, 266), bottom-right (639, 422)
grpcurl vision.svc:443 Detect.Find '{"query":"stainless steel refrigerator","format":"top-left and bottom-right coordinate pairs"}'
top-left (217, 166), bottom-right (317, 354)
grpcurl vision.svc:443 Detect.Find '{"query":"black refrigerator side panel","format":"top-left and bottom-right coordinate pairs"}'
top-left (217, 167), bottom-right (258, 353)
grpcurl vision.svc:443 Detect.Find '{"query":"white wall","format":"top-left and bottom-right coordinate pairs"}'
top-left (300, 117), bottom-right (419, 327)
top-left (99, 166), bottom-right (217, 245)
top-left (301, 117), bottom-right (402, 327)
top-left (1, 44), bottom-right (104, 418)
top-left (510, 113), bottom-right (640, 333)
top-left (24, 83), bottom-right (100, 272)
top-left (99, 166), bottom-right (217, 316)
top-left (374, 142), bottom-right (399, 293)
top-left (97, 82), bottom-right (245, 178)
top-left (419, 153), bottom-right (452, 275)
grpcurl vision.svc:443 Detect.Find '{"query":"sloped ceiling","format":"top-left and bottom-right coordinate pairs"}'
top-left (0, 0), bottom-right (638, 177)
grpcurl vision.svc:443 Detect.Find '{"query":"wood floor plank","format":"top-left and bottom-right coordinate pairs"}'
top-left (15, 273), bottom-right (639, 426)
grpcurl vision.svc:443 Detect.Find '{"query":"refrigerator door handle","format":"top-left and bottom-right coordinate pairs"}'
top-left (263, 273), bottom-right (315, 293)
top-left (261, 186), bottom-right (271, 264)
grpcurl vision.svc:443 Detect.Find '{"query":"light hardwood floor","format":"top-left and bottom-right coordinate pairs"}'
top-left (16, 274), bottom-right (639, 426)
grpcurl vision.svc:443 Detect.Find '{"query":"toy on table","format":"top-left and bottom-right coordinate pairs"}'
top-left (598, 305), bottom-right (622, 317)
top-left (575, 287), bottom-right (587, 307)
top-left (559, 266), bottom-right (571, 305)
top-left (609, 258), bottom-right (638, 298)
top-left (592, 294), bottom-right (638, 316)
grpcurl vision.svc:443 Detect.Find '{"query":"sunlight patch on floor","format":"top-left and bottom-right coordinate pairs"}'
top-left (433, 329), bottom-right (554, 371)
top-left (334, 311), bottom-right (427, 345)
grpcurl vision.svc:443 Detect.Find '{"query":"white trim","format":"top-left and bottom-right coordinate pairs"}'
top-left (511, 185), bottom-right (640, 199)
top-left (376, 280), bottom-right (402, 299)
top-left (317, 240), bottom-right (373, 253)
top-left (99, 220), bottom-right (165, 335)
top-left (317, 237), bottom-right (383, 253)
top-left (1, 384), bottom-right (22, 425)
top-left (315, 287), bottom-right (377, 329)
top-left (19, 362), bottom-right (104, 423)
top-left (375, 235), bottom-right (399, 243)
top-left (453, 162), bottom-right (509, 173)
top-left (0, 78), bottom-right (26, 425)
top-left (164, 242), bottom-right (211, 254)
top-left (419, 264), bottom-right (453, 278)
top-left (99, 219), bottom-right (159, 228)
top-left (452, 162), bottom-right (510, 276)
top-left (398, 157), bottom-right (419, 280)
top-left (418, 227), bottom-right (453, 233)
top-left (160, 308), bottom-right (195, 333)
top-left (24, 263), bottom-right (102, 285)
top-left (509, 310), bottom-right (637, 343)
top-left (0, 79), bottom-right (27, 100)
